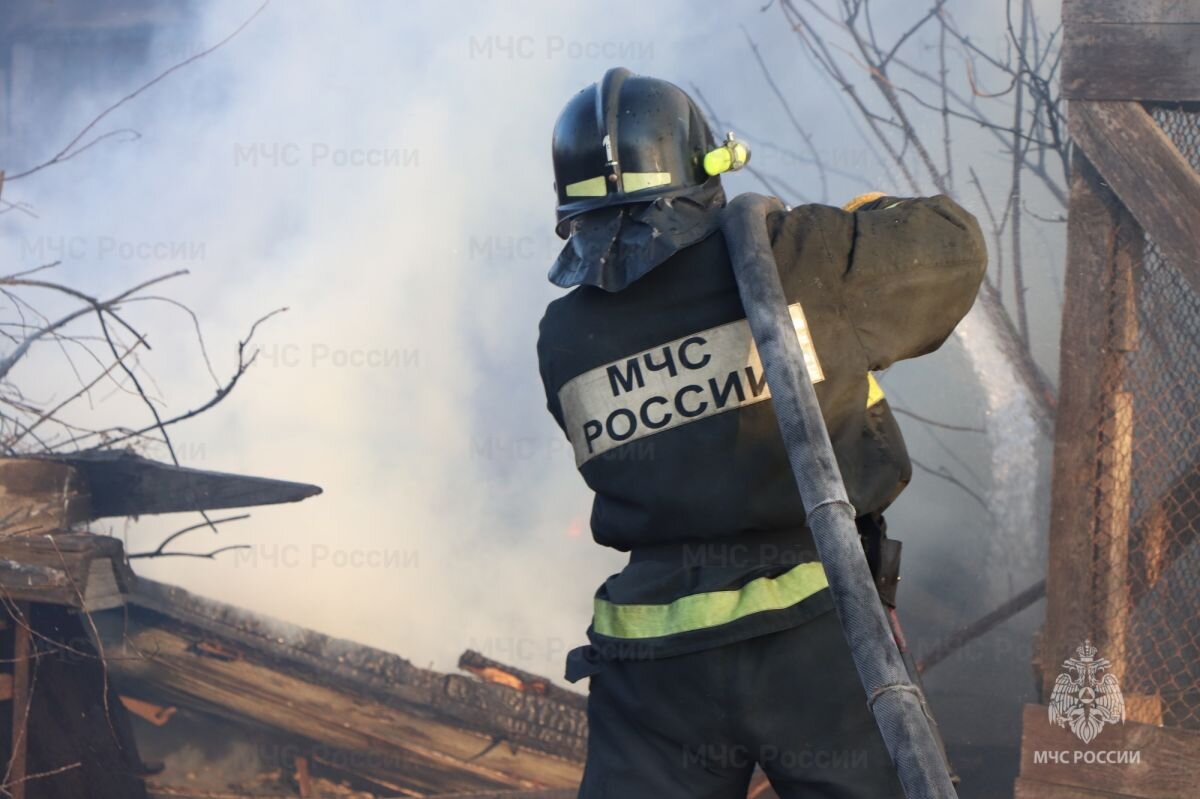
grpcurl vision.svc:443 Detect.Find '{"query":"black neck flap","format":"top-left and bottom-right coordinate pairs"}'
top-left (548, 178), bottom-right (727, 293)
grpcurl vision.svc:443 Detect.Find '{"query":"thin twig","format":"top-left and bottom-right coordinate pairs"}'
top-left (129, 514), bottom-right (250, 559)
top-left (891, 406), bottom-right (985, 434)
top-left (910, 456), bottom-right (991, 512)
top-left (741, 26), bottom-right (829, 202)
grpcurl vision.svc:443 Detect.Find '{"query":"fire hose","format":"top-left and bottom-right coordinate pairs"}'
top-left (722, 192), bottom-right (957, 799)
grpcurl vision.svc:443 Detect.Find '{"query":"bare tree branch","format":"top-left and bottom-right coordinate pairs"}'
top-left (128, 514), bottom-right (251, 559)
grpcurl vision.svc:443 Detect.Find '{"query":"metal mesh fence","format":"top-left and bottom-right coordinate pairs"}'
top-left (1089, 102), bottom-right (1200, 730)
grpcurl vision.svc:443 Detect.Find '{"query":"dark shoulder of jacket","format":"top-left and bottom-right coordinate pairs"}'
top-left (907, 194), bottom-right (988, 272)
top-left (767, 202), bottom-right (852, 239)
top-left (536, 288), bottom-right (587, 389)
top-left (848, 194), bottom-right (986, 268)
top-left (538, 282), bottom-right (592, 342)
top-left (766, 202), bottom-right (856, 280)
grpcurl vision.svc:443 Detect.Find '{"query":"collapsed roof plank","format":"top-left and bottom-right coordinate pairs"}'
top-left (124, 580), bottom-right (588, 761)
top-left (98, 579), bottom-right (585, 796)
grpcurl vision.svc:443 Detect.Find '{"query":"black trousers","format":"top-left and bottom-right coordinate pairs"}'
top-left (578, 608), bottom-right (906, 798)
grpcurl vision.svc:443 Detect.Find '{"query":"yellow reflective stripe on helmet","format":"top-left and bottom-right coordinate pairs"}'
top-left (565, 176), bottom-right (608, 197)
top-left (622, 172), bottom-right (672, 193)
top-left (867, 373), bottom-right (886, 408)
top-left (592, 561), bottom-right (828, 639)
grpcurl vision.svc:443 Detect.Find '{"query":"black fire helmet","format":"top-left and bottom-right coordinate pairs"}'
top-left (552, 68), bottom-right (739, 239)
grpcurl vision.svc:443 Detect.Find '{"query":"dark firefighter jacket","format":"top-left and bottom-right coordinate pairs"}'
top-left (537, 194), bottom-right (987, 673)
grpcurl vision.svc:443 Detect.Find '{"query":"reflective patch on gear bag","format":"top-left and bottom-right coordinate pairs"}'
top-left (558, 303), bottom-right (825, 466)
top-left (592, 560), bottom-right (829, 639)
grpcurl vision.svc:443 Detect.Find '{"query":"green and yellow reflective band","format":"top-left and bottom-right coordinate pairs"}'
top-left (867, 373), bottom-right (886, 408)
top-left (592, 561), bottom-right (828, 639)
top-left (622, 172), bottom-right (672, 193)
top-left (564, 176), bottom-right (608, 197)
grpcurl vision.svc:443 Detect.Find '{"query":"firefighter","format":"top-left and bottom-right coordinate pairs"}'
top-left (536, 67), bottom-right (986, 798)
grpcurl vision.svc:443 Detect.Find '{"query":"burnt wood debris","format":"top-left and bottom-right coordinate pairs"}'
top-left (0, 453), bottom-right (587, 798)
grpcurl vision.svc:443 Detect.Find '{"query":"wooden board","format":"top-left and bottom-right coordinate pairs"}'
top-left (1042, 154), bottom-right (1118, 697)
top-left (1065, 0), bottom-right (1200, 24)
top-left (1015, 777), bottom-right (1137, 798)
top-left (35, 451), bottom-right (321, 518)
top-left (0, 533), bottom-right (134, 608)
top-left (1019, 704), bottom-right (1200, 798)
top-left (1063, 24), bottom-right (1200, 100)
top-left (1069, 101), bottom-right (1200, 301)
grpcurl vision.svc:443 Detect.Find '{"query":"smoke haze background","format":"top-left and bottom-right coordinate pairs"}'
top-left (1, 1), bottom-right (1066, 792)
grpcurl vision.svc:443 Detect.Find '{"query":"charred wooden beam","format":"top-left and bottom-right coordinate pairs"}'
top-left (916, 580), bottom-right (1047, 675)
top-left (105, 618), bottom-right (580, 794)
top-left (33, 450), bottom-right (321, 518)
top-left (97, 579), bottom-right (586, 794)
top-left (121, 580), bottom-right (588, 763)
top-left (459, 651), bottom-right (586, 713)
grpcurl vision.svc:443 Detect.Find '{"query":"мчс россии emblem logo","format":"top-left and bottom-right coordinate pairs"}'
top-left (1049, 639), bottom-right (1126, 744)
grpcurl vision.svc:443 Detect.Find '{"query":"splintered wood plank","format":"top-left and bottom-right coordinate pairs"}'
top-left (1019, 705), bottom-right (1200, 798)
top-left (110, 623), bottom-right (583, 794)
top-left (1064, 24), bottom-right (1200, 99)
